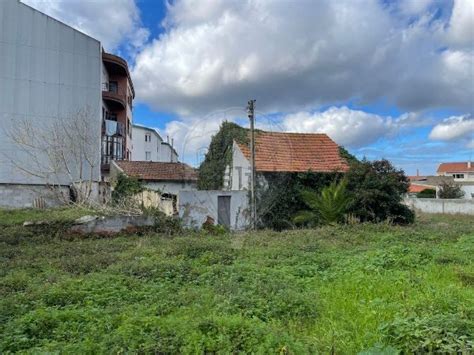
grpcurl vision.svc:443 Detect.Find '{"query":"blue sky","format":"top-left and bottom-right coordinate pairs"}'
top-left (24, 0), bottom-right (474, 174)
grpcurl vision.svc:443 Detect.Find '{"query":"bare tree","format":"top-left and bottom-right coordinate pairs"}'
top-left (4, 107), bottom-right (101, 205)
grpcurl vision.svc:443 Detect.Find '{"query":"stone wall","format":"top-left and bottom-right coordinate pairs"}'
top-left (404, 197), bottom-right (474, 215)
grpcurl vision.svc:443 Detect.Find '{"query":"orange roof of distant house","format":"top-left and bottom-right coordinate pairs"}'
top-left (409, 184), bottom-right (432, 193)
top-left (114, 161), bottom-right (198, 182)
top-left (437, 162), bottom-right (474, 173)
top-left (236, 131), bottom-right (349, 173)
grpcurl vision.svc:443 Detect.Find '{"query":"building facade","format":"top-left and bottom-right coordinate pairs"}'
top-left (101, 53), bottom-right (135, 173)
top-left (131, 124), bottom-right (178, 163)
top-left (0, 0), bottom-right (133, 207)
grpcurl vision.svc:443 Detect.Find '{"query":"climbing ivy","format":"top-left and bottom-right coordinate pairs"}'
top-left (198, 121), bottom-right (249, 190)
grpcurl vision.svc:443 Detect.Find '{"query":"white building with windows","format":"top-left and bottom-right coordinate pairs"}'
top-left (436, 162), bottom-right (474, 199)
top-left (131, 124), bottom-right (178, 163)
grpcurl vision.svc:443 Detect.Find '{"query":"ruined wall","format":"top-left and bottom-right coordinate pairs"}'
top-left (179, 190), bottom-right (250, 230)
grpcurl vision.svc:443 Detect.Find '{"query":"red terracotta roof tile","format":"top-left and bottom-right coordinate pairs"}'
top-left (115, 161), bottom-right (198, 182)
top-left (437, 162), bottom-right (474, 173)
top-left (409, 184), bottom-right (432, 193)
top-left (236, 131), bottom-right (349, 173)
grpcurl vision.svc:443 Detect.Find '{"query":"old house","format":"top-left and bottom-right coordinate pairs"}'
top-left (225, 131), bottom-right (349, 190)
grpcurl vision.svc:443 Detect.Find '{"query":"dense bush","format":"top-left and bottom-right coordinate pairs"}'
top-left (345, 159), bottom-right (414, 224)
top-left (294, 179), bottom-right (350, 225)
top-left (438, 181), bottom-right (464, 199)
top-left (112, 173), bottom-right (144, 202)
top-left (416, 188), bottom-right (436, 198)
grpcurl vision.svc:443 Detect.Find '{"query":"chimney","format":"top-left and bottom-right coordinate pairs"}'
top-left (416, 169), bottom-right (419, 177)
top-left (468, 161), bottom-right (472, 169)
top-left (171, 138), bottom-right (174, 147)
top-left (167, 135), bottom-right (169, 144)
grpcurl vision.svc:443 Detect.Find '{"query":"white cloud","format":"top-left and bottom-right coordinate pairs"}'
top-left (22, 0), bottom-right (149, 52)
top-left (429, 115), bottom-right (474, 141)
top-left (447, 0), bottom-right (474, 49)
top-left (282, 106), bottom-right (396, 148)
top-left (132, 0), bottom-right (474, 116)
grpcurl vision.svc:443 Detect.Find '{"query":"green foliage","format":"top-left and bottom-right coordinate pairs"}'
top-left (197, 121), bottom-right (248, 190)
top-left (0, 207), bottom-right (96, 227)
top-left (345, 159), bottom-right (414, 224)
top-left (416, 188), bottom-right (436, 198)
top-left (112, 173), bottom-right (144, 202)
top-left (257, 171), bottom-right (343, 230)
top-left (438, 181), bottom-right (465, 199)
top-left (1, 213), bottom-right (473, 353)
top-left (339, 146), bottom-right (359, 165)
top-left (381, 314), bottom-right (473, 353)
top-left (295, 179), bottom-right (351, 225)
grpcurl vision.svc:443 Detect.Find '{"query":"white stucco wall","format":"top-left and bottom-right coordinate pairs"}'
top-left (0, 0), bottom-right (102, 186)
top-left (404, 197), bottom-right (474, 215)
top-left (131, 125), bottom-right (178, 162)
top-left (144, 181), bottom-right (197, 196)
top-left (230, 141), bottom-right (251, 190)
top-left (460, 185), bottom-right (474, 199)
top-left (179, 190), bottom-right (250, 230)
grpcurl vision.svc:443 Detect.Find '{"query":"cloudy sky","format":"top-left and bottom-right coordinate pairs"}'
top-left (24, 0), bottom-right (474, 174)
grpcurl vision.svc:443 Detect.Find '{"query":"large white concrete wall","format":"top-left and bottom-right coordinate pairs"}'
top-left (404, 197), bottom-right (474, 215)
top-left (0, 0), bottom-right (102, 185)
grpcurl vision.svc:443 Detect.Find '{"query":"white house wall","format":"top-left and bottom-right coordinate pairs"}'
top-left (145, 181), bottom-right (197, 196)
top-left (0, 0), bottom-right (102, 186)
top-left (132, 125), bottom-right (179, 162)
top-left (230, 141), bottom-right (251, 190)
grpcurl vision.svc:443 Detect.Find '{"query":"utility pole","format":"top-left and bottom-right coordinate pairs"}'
top-left (247, 99), bottom-right (257, 229)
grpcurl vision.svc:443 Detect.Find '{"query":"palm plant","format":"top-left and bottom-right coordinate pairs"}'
top-left (294, 179), bottom-right (351, 226)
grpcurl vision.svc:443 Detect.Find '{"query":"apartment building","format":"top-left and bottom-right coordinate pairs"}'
top-left (131, 124), bottom-right (178, 163)
top-left (0, 0), bottom-right (134, 207)
top-left (101, 52), bottom-right (135, 171)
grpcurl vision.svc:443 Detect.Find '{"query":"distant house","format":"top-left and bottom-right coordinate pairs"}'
top-left (437, 162), bottom-right (474, 181)
top-left (436, 162), bottom-right (474, 199)
top-left (131, 124), bottom-right (178, 163)
top-left (225, 131), bottom-right (349, 190)
top-left (110, 161), bottom-right (198, 196)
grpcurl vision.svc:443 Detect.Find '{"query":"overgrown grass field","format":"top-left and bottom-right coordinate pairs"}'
top-left (0, 211), bottom-right (473, 353)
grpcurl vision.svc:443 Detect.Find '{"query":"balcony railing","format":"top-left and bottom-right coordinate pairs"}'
top-left (101, 135), bottom-right (124, 165)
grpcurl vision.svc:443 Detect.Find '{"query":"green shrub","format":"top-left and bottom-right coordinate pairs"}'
top-left (381, 313), bottom-right (473, 353)
top-left (294, 179), bottom-right (350, 225)
top-left (346, 159), bottom-right (414, 224)
top-left (438, 181), bottom-right (464, 199)
top-left (112, 173), bottom-right (144, 202)
top-left (416, 188), bottom-right (436, 198)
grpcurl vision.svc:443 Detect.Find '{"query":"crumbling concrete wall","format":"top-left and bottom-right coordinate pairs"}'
top-left (179, 190), bottom-right (250, 230)
top-left (0, 184), bottom-right (69, 208)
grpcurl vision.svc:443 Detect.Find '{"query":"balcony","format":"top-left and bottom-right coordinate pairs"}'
top-left (102, 118), bottom-right (125, 137)
top-left (102, 82), bottom-right (127, 110)
top-left (101, 135), bottom-right (124, 167)
top-left (102, 52), bottom-right (135, 99)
